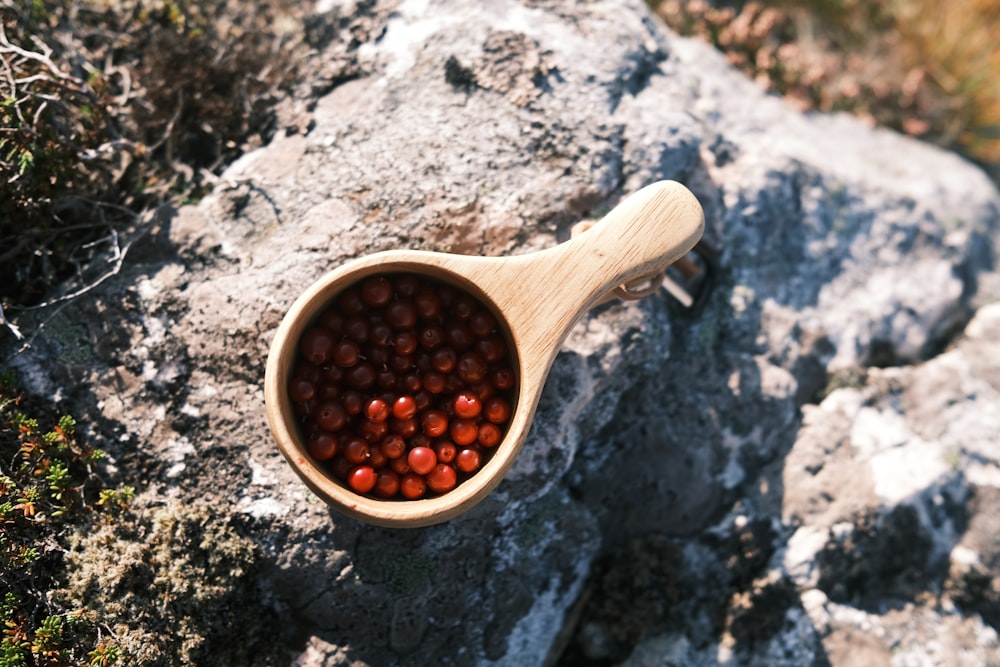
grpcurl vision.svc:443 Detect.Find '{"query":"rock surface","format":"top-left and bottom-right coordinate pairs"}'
top-left (6, 0), bottom-right (1000, 665)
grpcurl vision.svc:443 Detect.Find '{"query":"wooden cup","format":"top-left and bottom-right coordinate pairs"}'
top-left (264, 180), bottom-right (704, 527)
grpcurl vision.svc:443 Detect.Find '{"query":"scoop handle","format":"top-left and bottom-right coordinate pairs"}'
top-left (490, 180), bottom-right (704, 384)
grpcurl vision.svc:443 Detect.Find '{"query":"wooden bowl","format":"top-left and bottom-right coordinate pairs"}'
top-left (264, 180), bottom-right (704, 527)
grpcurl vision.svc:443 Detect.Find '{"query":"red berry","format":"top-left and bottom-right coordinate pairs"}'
top-left (390, 457), bottom-right (412, 475)
top-left (393, 395), bottom-right (418, 419)
top-left (345, 362), bottom-right (376, 389)
top-left (300, 327), bottom-right (336, 364)
top-left (446, 322), bottom-right (474, 350)
top-left (421, 410), bottom-right (449, 438)
top-left (394, 331), bottom-right (418, 355)
top-left (348, 466), bottom-right (377, 493)
top-left (476, 334), bottom-right (506, 363)
top-left (427, 464), bottom-right (458, 493)
top-left (332, 340), bottom-right (361, 367)
top-left (419, 325), bottom-right (445, 350)
top-left (469, 310), bottom-right (497, 336)
top-left (450, 419), bottom-right (478, 446)
top-left (414, 289), bottom-right (442, 319)
top-left (344, 316), bottom-right (369, 343)
top-left (453, 294), bottom-right (475, 319)
top-left (358, 419), bottom-right (388, 442)
top-left (477, 422), bottom-right (502, 447)
top-left (457, 352), bottom-right (487, 383)
top-left (407, 446), bottom-right (437, 475)
top-left (331, 456), bottom-right (354, 480)
top-left (368, 445), bottom-right (388, 469)
top-left (400, 473), bottom-right (427, 499)
top-left (455, 447), bottom-right (481, 473)
top-left (386, 300), bottom-right (418, 329)
top-left (307, 432), bottom-right (338, 460)
top-left (491, 367), bottom-right (515, 390)
top-left (434, 440), bottom-right (457, 464)
top-left (431, 347), bottom-right (457, 373)
top-left (395, 275), bottom-right (420, 297)
top-left (380, 435), bottom-right (406, 459)
top-left (314, 402), bottom-right (347, 431)
top-left (361, 276), bottom-right (394, 306)
top-left (341, 390), bottom-right (363, 415)
top-left (389, 417), bottom-right (419, 438)
top-left (373, 470), bottom-right (400, 498)
top-left (338, 288), bottom-right (365, 315)
top-left (453, 392), bottom-right (481, 419)
top-left (289, 378), bottom-right (316, 403)
top-left (343, 438), bottom-right (370, 464)
top-left (484, 396), bottom-right (512, 424)
top-left (365, 398), bottom-right (390, 422)
top-left (422, 372), bottom-right (446, 394)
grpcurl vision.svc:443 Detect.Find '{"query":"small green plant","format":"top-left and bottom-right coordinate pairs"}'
top-left (0, 373), bottom-right (125, 666)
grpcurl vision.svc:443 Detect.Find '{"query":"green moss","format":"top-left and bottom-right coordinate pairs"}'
top-left (59, 501), bottom-right (283, 667)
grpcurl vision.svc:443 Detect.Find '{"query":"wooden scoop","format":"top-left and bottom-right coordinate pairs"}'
top-left (264, 180), bottom-right (704, 527)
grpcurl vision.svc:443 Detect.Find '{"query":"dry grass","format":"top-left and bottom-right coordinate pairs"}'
top-left (653, 0), bottom-right (1000, 173)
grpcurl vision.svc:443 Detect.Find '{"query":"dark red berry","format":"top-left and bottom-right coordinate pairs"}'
top-left (484, 396), bottom-right (511, 424)
top-left (400, 473), bottom-right (426, 499)
top-left (307, 432), bottom-right (338, 460)
top-left (421, 410), bottom-right (448, 438)
top-left (457, 352), bottom-right (487, 383)
top-left (395, 275), bottom-right (420, 298)
top-left (434, 440), bottom-right (457, 464)
top-left (380, 435), bottom-right (406, 459)
top-left (300, 328), bottom-right (336, 364)
top-left (414, 289), bottom-right (442, 319)
top-left (419, 325), bottom-right (445, 350)
top-left (341, 390), bottom-right (363, 415)
top-left (422, 372), bottom-right (446, 394)
top-left (332, 340), bottom-right (361, 367)
top-left (394, 331), bottom-right (418, 355)
top-left (343, 438), bottom-right (370, 464)
top-left (477, 422), bottom-right (502, 447)
top-left (344, 316), bottom-right (369, 343)
top-left (469, 310), bottom-right (497, 336)
top-left (361, 276), bottom-right (394, 306)
top-left (289, 378), bottom-right (316, 403)
top-left (431, 347), bottom-right (457, 373)
top-left (373, 470), bottom-right (400, 498)
top-left (386, 300), bottom-right (417, 329)
top-left (314, 402), bottom-right (347, 431)
top-left (491, 367), bottom-right (515, 390)
top-left (345, 362), bottom-right (376, 389)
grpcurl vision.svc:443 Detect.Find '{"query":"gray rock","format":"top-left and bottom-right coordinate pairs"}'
top-left (6, 0), bottom-right (1000, 665)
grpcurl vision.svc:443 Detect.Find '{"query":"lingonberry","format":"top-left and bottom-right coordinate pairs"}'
top-left (386, 300), bottom-right (418, 329)
top-left (393, 395), bottom-right (418, 420)
top-left (426, 463), bottom-right (458, 493)
top-left (421, 409), bottom-right (448, 438)
top-left (315, 402), bottom-right (347, 432)
top-left (331, 340), bottom-right (361, 367)
top-left (289, 378), bottom-right (316, 403)
top-left (469, 310), bottom-right (497, 337)
top-left (450, 418), bottom-right (478, 446)
top-left (400, 473), bottom-right (427, 499)
top-left (394, 331), bottom-right (418, 355)
top-left (361, 276), bottom-right (394, 306)
top-left (407, 446), bottom-right (437, 475)
top-left (343, 438), bottom-right (370, 464)
top-left (455, 447), bottom-right (481, 473)
top-left (374, 470), bottom-right (401, 498)
top-left (380, 434), bottom-right (406, 459)
top-left (292, 272), bottom-right (517, 500)
top-left (300, 327), bottom-right (336, 364)
top-left (483, 396), bottom-right (511, 424)
top-left (365, 398), bottom-right (390, 422)
top-left (477, 422), bottom-right (502, 447)
top-left (453, 392), bottom-right (481, 419)
top-left (348, 466), bottom-right (377, 493)
top-left (433, 440), bottom-right (457, 464)
top-left (307, 432), bottom-right (338, 460)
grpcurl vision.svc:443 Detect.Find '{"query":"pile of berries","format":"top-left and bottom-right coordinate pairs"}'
top-left (288, 273), bottom-right (516, 499)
